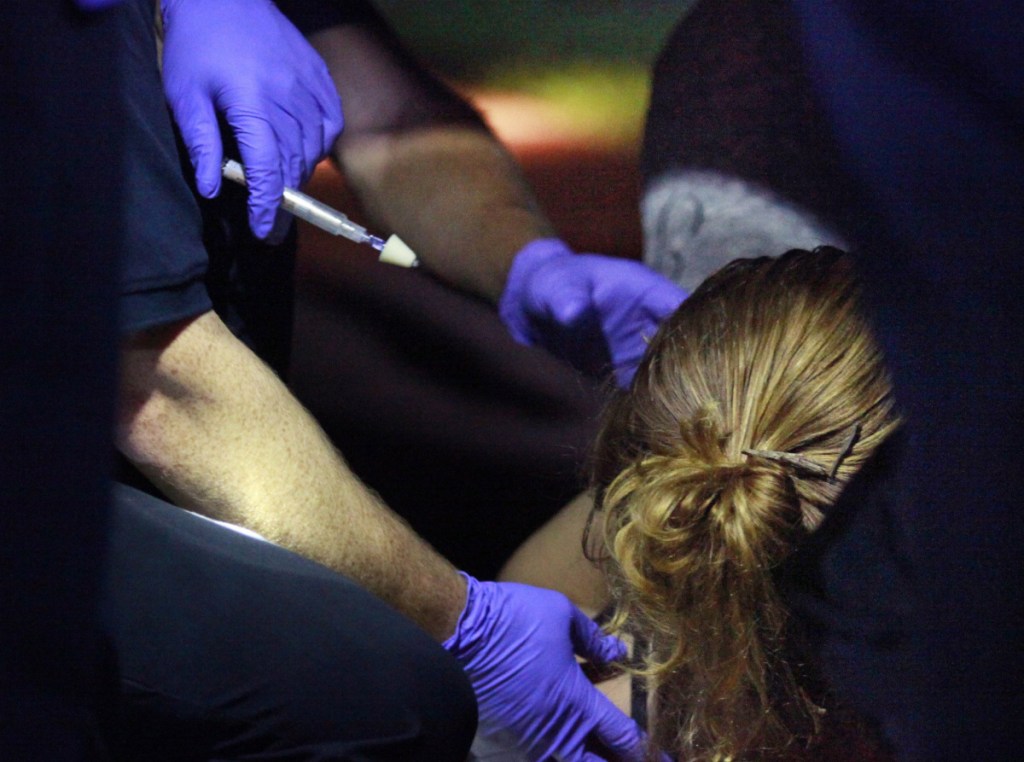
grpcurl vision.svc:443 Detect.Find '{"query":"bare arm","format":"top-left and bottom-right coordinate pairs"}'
top-left (117, 310), bottom-right (465, 640)
top-left (308, 23), bottom-right (555, 302)
top-left (499, 490), bottom-right (610, 618)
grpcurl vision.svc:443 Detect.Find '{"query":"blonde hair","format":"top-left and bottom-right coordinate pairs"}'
top-left (590, 248), bottom-right (899, 760)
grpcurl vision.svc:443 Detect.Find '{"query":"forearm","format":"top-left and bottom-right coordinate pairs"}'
top-left (338, 126), bottom-right (553, 301)
top-left (117, 311), bottom-right (465, 640)
top-left (307, 25), bottom-right (554, 302)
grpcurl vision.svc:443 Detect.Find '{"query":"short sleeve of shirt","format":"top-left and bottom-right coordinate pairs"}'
top-left (117, 0), bottom-right (211, 336)
top-left (273, 0), bottom-right (382, 37)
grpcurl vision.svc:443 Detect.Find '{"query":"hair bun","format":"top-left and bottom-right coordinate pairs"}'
top-left (697, 458), bottom-right (803, 570)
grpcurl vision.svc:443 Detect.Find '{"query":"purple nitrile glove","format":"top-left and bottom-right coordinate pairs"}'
top-left (444, 574), bottom-right (647, 762)
top-left (499, 239), bottom-right (688, 388)
top-left (160, 0), bottom-right (343, 239)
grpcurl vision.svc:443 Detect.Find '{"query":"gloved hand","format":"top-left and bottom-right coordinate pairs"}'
top-left (160, 0), bottom-right (343, 239)
top-left (444, 574), bottom-right (647, 762)
top-left (499, 239), bottom-right (687, 387)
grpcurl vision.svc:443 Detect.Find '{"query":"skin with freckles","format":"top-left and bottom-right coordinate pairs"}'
top-left (118, 310), bottom-right (466, 640)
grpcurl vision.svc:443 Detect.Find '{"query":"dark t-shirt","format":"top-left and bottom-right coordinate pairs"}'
top-left (642, 0), bottom-right (864, 241)
top-left (786, 1), bottom-right (1023, 758)
top-left (117, 0), bottom-right (209, 336)
top-left (275, 0), bottom-right (379, 37)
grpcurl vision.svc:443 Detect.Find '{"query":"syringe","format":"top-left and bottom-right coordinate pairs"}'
top-left (221, 159), bottom-right (419, 267)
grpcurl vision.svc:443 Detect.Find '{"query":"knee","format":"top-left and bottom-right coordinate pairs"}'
top-left (284, 586), bottom-right (479, 759)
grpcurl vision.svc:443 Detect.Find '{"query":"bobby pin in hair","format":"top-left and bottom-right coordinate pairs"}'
top-left (828, 423), bottom-right (861, 479)
top-left (743, 422), bottom-right (862, 481)
top-left (742, 448), bottom-right (831, 478)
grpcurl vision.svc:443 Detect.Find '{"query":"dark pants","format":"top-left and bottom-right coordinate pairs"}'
top-left (104, 485), bottom-right (477, 761)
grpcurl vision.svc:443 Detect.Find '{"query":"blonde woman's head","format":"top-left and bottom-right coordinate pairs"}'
top-left (590, 248), bottom-right (899, 760)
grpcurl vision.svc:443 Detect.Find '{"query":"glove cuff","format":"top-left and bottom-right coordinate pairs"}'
top-left (442, 572), bottom-right (486, 659)
top-left (498, 238), bottom-right (574, 346)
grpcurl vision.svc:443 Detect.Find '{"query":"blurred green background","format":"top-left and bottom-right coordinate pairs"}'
top-left (372, 1), bottom-right (696, 144)
top-left (372, 1), bottom-right (686, 80)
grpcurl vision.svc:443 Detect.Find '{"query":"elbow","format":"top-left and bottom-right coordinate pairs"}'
top-left (116, 363), bottom-right (177, 470)
top-left (115, 314), bottom-right (208, 469)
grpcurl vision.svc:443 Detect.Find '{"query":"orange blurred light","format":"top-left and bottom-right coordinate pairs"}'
top-left (464, 88), bottom-right (638, 156)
